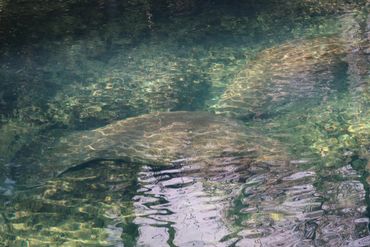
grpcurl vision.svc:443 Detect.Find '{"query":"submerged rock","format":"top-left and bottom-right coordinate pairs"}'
top-left (233, 164), bottom-right (369, 247)
top-left (212, 36), bottom-right (347, 119)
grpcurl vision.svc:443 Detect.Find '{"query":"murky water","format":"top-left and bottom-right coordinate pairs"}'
top-left (0, 1), bottom-right (369, 246)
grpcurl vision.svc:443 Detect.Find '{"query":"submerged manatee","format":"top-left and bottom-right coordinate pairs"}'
top-left (213, 36), bottom-right (347, 118)
top-left (12, 111), bottom-right (285, 187)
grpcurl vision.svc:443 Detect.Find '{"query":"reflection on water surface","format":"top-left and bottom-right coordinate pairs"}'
top-left (0, 0), bottom-right (369, 246)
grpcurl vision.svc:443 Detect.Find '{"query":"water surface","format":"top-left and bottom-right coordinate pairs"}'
top-left (0, 1), bottom-right (369, 246)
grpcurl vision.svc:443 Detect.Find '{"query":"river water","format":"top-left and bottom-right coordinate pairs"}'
top-left (0, 1), bottom-right (369, 246)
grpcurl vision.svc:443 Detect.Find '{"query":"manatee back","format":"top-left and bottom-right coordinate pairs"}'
top-left (213, 36), bottom-right (347, 119)
top-left (11, 111), bottom-right (272, 187)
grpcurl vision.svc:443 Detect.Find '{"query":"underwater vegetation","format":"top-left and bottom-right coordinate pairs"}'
top-left (0, 160), bottom-right (140, 246)
top-left (47, 46), bottom-right (211, 129)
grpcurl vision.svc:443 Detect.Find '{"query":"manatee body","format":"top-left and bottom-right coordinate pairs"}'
top-left (12, 111), bottom-right (285, 187)
top-left (213, 36), bottom-right (346, 119)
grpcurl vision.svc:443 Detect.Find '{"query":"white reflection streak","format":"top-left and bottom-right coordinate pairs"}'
top-left (133, 166), bottom-right (230, 247)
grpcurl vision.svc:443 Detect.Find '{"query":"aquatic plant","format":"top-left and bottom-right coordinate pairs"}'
top-left (46, 45), bottom-right (211, 129)
top-left (0, 160), bottom-right (139, 246)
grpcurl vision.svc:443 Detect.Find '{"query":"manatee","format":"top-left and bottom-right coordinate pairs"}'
top-left (212, 36), bottom-right (347, 119)
top-left (11, 111), bottom-right (286, 187)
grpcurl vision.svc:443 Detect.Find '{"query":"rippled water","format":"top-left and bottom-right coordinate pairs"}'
top-left (0, 1), bottom-right (369, 246)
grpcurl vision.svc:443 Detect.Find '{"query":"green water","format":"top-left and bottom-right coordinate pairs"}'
top-left (0, 0), bottom-right (369, 246)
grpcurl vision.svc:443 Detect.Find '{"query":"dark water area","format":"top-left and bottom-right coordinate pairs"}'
top-left (0, 0), bottom-right (369, 246)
